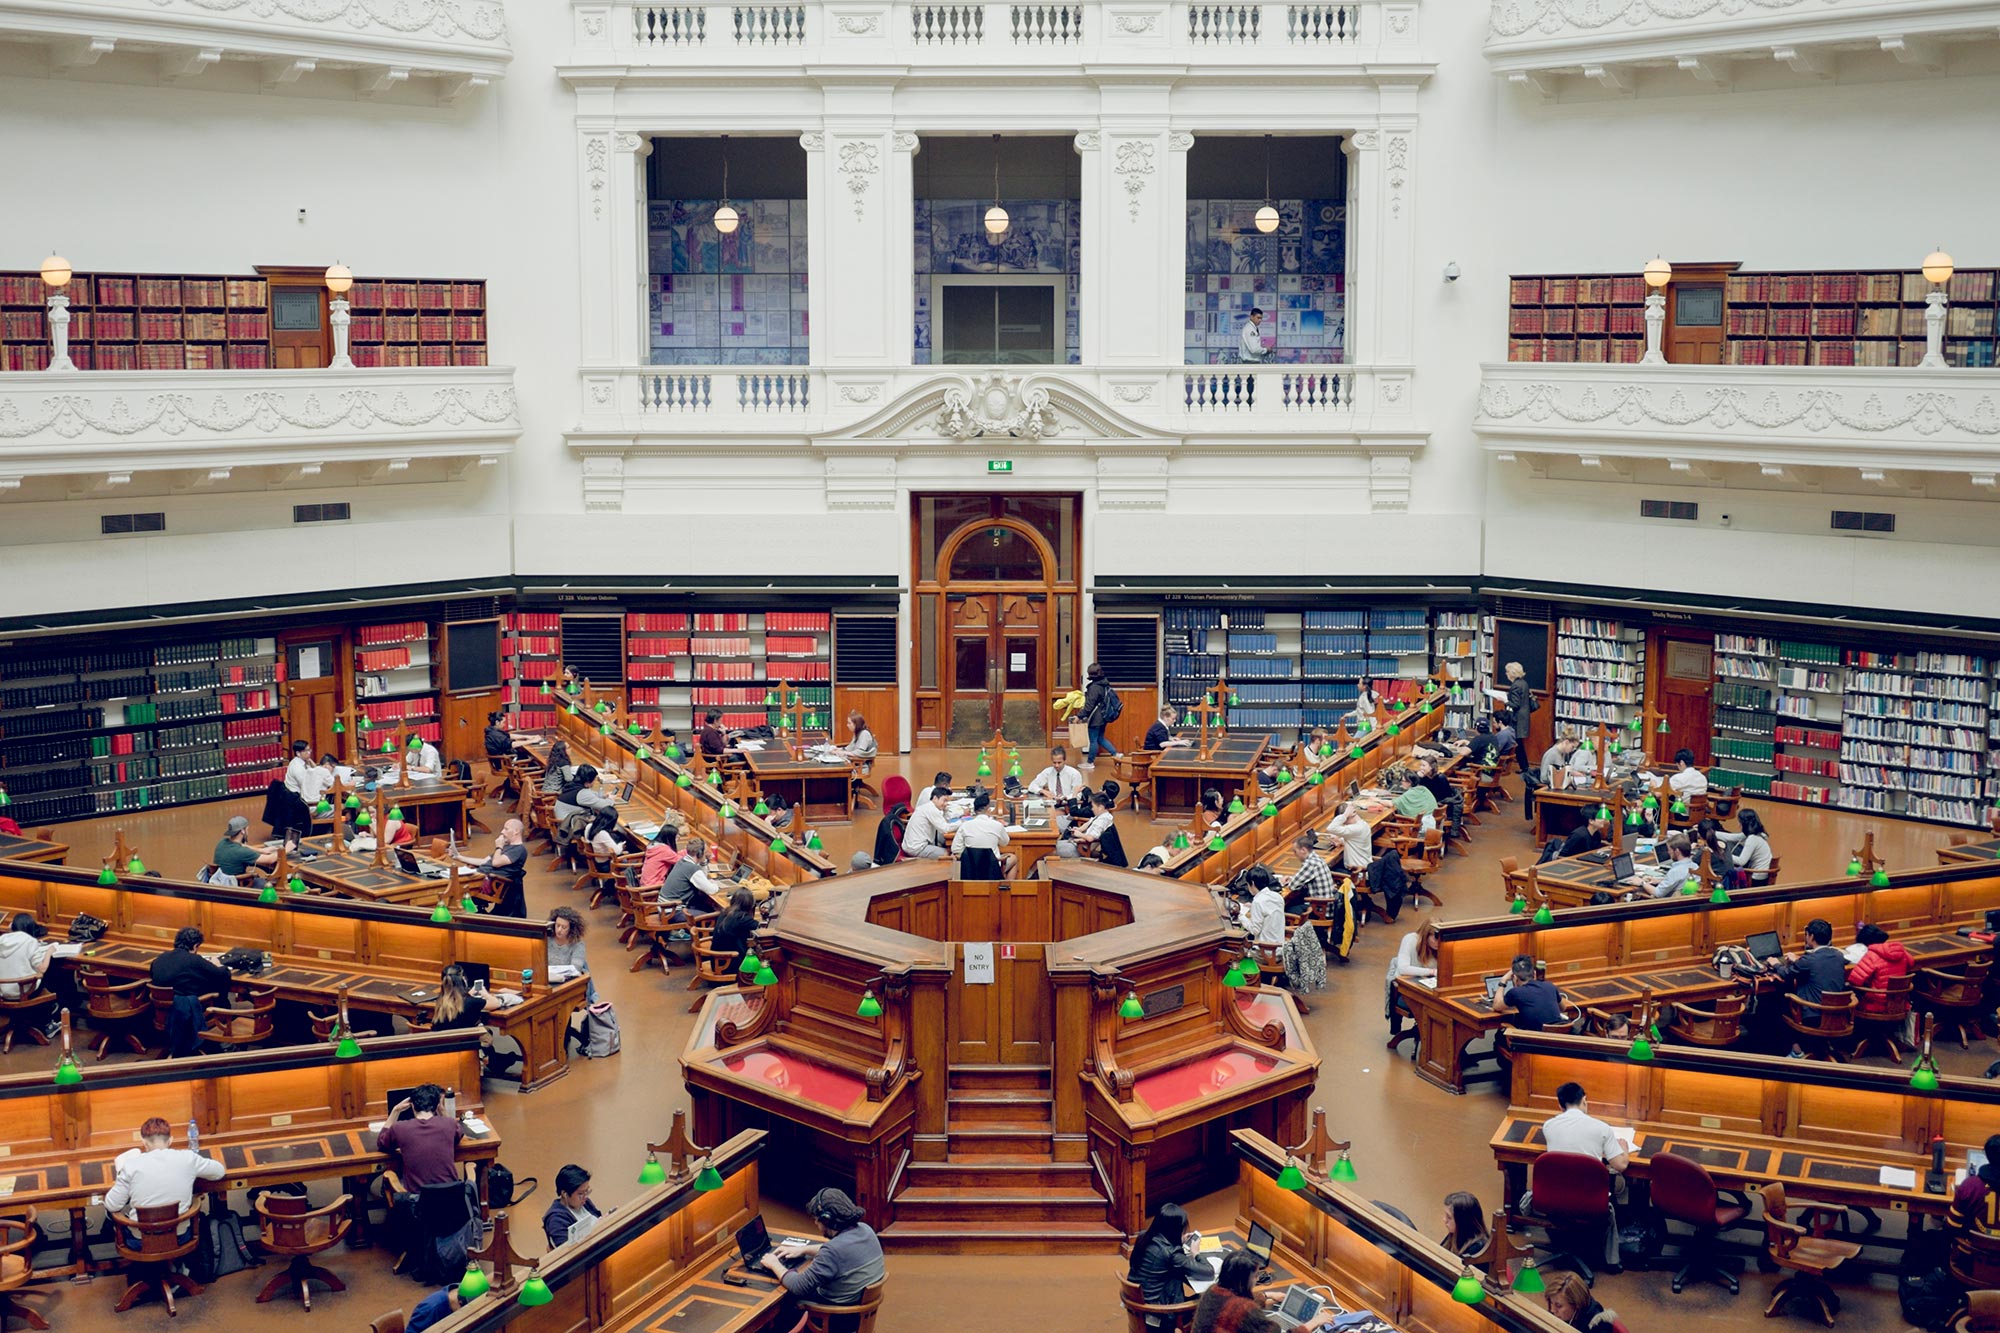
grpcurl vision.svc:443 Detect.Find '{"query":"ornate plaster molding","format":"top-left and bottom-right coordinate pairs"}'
top-left (838, 139), bottom-right (879, 221)
top-left (1114, 139), bottom-right (1156, 220)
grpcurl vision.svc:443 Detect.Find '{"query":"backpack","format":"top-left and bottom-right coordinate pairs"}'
top-left (189, 1206), bottom-right (259, 1283)
top-left (1367, 854), bottom-right (1406, 921)
top-left (1099, 684), bottom-right (1123, 724)
top-left (1898, 1224), bottom-right (1961, 1331)
top-left (583, 1002), bottom-right (621, 1058)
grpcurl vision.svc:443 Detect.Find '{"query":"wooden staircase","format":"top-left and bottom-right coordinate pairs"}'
top-left (879, 1065), bottom-right (1123, 1253)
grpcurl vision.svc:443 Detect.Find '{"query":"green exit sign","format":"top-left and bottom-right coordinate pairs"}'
top-left (987, 460), bottom-right (1013, 474)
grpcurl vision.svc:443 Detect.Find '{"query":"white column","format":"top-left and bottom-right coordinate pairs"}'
top-left (1077, 96), bottom-right (1184, 367)
top-left (1342, 125), bottom-right (1416, 408)
top-left (611, 133), bottom-right (652, 367)
top-left (578, 115), bottom-right (650, 418)
top-left (803, 99), bottom-right (911, 367)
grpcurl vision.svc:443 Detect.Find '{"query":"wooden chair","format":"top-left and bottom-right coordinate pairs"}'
top-left (1916, 957), bottom-right (1992, 1046)
top-left (0, 979), bottom-right (57, 1054)
top-left (82, 968), bottom-right (152, 1059)
top-left (1757, 1182), bottom-right (1860, 1326)
top-left (1252, 930), bottom-right (1309, 1016)
top-left (571, 847), bottom-right (623, 898)
top-left (1952, 1291), bottom-right (2000, 1333)
top-left (1848, 975), bottom-right (1914, 1061)
top-left (1117, 1274), bottom-right (1196, 1333)
top-left (1667, 994), bottom-right (1746, 1049)
top-left (369, 1312), bottom-right (408, 1333)
top-left (201, 984), bottom-right (277, 1052)
top-left (1497, 855), bottom-right (1524, 910)
top-left (592, 852), bottom-right (646, 911)
top-left (1783, 991), bottom-right (1856, 1061)
top-left (1705, 787), bottom-right (1740, 820)
top-left (253, 1191), bottom-right (353, 1311)
top-left (0, 1212), bottom-right (46, 1330)
top-left (1948, 1234), bottom-right (2000, 1301)
top-left (685, 923), bottom-right (742, 1011)
top-left (111, 1200), bottom-right (205, 1315)
top-left (1761, 854), bottom-right (1783, 887)
top-left (795, 1278), bottom-right (887, 1333)
top-left (1395, 827), bottom-right (1445, 908)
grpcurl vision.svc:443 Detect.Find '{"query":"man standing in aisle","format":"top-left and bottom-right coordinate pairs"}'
top-left (1239, 307), bottom-right (1269, 361)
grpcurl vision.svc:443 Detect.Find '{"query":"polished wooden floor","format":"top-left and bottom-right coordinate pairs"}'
top-left (20, 750), bottom-right (1989, 1332)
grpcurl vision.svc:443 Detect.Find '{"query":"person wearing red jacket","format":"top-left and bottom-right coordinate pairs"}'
top-left (1846, 923), bottom-right (1912, 1013)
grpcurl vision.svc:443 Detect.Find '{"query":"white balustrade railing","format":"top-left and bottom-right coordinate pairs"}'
top-left (616, 364), bottom-right (1389, 435)
top-left (595, 0), bottom-right (1402, 63)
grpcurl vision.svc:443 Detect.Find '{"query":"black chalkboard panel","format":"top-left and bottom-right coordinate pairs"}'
top-left (445, 620), bottom-right (501, 693)
top-left (1495, 619), bottom-right (1550, 694)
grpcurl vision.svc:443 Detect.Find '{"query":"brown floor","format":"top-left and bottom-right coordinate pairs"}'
top-left (22, 750), bottom-right (1991, 1332)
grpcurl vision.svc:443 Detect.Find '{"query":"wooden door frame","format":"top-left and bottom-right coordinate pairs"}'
top-left (277, 624), bottom-right (350, 763)
top-left (917, 513), bottom-right (1076, 746)
top-left (1645, 626), bottom-right (1713, 767)
top-left (1662, 260), bottom-right (1740, 366)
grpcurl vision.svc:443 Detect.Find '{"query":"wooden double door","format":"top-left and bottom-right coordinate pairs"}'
top-left (947, 879), bottom-right (1052, 1065)
top-left (947, 592), bottom-right (1047, 747)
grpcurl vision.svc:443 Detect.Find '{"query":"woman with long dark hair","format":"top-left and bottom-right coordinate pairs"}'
top-left (1191, 1247), bottom-right (1336, 1332)
top-left (1441, 1191), bottom-right (1490, 1258)
top-left (1127, 1203), bottom-right (1210, 1328)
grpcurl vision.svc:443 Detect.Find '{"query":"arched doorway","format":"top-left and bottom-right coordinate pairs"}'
top-left (912, 495), bottom-right (1082, 747)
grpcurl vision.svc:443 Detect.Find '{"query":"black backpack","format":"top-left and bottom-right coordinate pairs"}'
top-left (1367, 854), bottom-right (1406, 921)
top-left (1099, 684), bottom-right (1123, 724)
top-left (1898, 1225), bottom-right (1961, 1330)
top-left (188, 1207), bottom-right (259, 1283)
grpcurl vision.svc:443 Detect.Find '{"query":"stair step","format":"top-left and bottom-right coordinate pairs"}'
top-left (890, 1187), bottom-right (1108, 1224)
top-left (878, 1219), bottom-right (1125, 1254)
top-left (947, 1091), bottom-right (1053, 1125)
top-left (946, 1126), bottom-right (1053, 1156)
top-left (946, 1064), bottom-right (1052, 1093)
top-left (903, 1159), bottom-right (1097, 1191)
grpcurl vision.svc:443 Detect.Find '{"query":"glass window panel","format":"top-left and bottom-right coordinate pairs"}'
top-left (949, 527), bottom-right (1045, 582)
top-left (272, 288), bottom-right (322, 332)
top-left (995, 286), bottom-right (1056, 363)
top-left (1675, 285), bottom-right (1724, 327)
top-left (1001, 496), bottom-right (1073, 583)
top-left (941, 286), bottom-right (995, 363)
top-left (1005, 637), bottom-right (1038, 691)
top-left (1056, 597), bottom-right (1075, 689)
top-left (919, 498), bottom-right (937, 583)
top-left (955, 635), bottom-right (989, 692)
top-left (918, 594), bottom-right (938, 689)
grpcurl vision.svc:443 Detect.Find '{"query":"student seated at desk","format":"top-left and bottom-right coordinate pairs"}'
top-left (872, 777), bottom-right (911, 866)
top-left (483, 711), bottom-right (513, 761)
top-left (1538, 1083), bottom-right (1629, 1272)
top-left (1194, 1249), bottom-right (1338, 1333)
top-left (1538, 736), bottom-right (1582, 786)
top-left (1324, 801), bottom-right (1373, 872)
top-left (1351, 678), bottom-right (1380, 731)
top-left (1551, 817), bottom-right (1608, 862)
top-left (457, 818), bottom-right (529, 917)
top-left (430, 965), bottom-right (521, 1078)
top-left (379, 1084), bottom-right (464, 1189)
top-left (540, 741), bottom-right (576, 795)
top-left (554, 765), bottom-right (613, 825)
top-left (1199, 788), bottom-right (1227, 830)
top-left (1068, 790), bottom-right (1125, 867)
top-left (1719, 808), bottom-right (1774, 886)
top-left (639, 826), bottom-right (683, 888)
top-left (1648, 835), bottom-right (1694, 898)
top-left (105, 1116), bottom-right (225, 1241)
top-left (841, 710), bottom-right (877, 762)
top-left (150, 927), bottom-right (235, 1057)
top-left (1412, 757), bottom-right (1463, 832)
top-left (951, 790), bottom-right (1018, 879)
top-left (542, 1163), bottom-right (602, 1249)
top-left (0, 913), bottom-right (53, 1003)
top-left (1768, 917), bottom-right (1848, 1055)
top-left (901, 786), bottom-right (957, 861)
top-left (406, 1287), bottom-right (465, 1333)
top-left (1391, 778), bottom-right (1438, 830)
top-left (348, 814), bottom-right (414, 855)
top-left (659, 837), bottom-right (723, 912)
top-left (404, 735), bottom-right (442, 777)
top-left (1952, 1134), bottom-right (2000, 1233)
top-left (915, 771), bottom-right (954, 809)
top-left (215, 814), bottom-right (279, 882)
top-left (696, 710), bottom-right (728, 758)
top-left (1026, 749), bottom-right (1085, 801)
top-left (1442, 1190), bottom-right (1492, 1260)
top-left (1142, 706), bottom-right (1191, 750)
top-left (1494, 954), bottom-right (1569, 1030)
top-left (1127, 1203), bottom-right (1211, 1328)
top-left (1667, 749), bottom-right (1708, 800)
top-left (1384, 928), bottom-right (1439, 1052)
top-left (584, 806), bottom-right (626, 862)
top-left (710, 890), bottom-right (760, 974)
top-left (763, 1188), bottom-right (885, 1319)
top-left (1846, 923), bottom-right (1911, 1007)
top-left (1239, 867), bottom-right (1287, 946)
top-left (1466, 718), bottom-right (1506, 768)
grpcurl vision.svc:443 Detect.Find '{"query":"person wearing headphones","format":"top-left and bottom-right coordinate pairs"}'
top-left (762, 1187), bottom-right (885, 1314)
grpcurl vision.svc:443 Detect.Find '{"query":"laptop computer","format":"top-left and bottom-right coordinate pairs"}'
top-left (1745, 930), bottom-right (1784, 962)
top-left (1599, 852), bottom-right (1635, 886)
top-left (1271, 1286), bottom-right (1328, 1332)
top-left (735, 1216), bottom-right (812, 1267)
top-left (1245, 1220), bottom-right (1274, 1266)
top-left (384, 1087), bottom-right (419, 1122)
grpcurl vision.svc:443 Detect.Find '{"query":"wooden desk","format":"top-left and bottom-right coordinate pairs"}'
top-left (1939, 835), bottom-right (2000, 866)
top-left (312, 776), bottom-right (469, 840)
top-left (0, 857), bottom-right (586, 1092)
top-left (432, 1130), bottom-right (771, 1333)
top-left (1150, 733), bottom-right (1268, 818)
top-left (0, 1030), bottom-right (492, 1275)
top-left (1524, 846), bottom-right (1665, 910)
top-left (1532, 783), bottom-right (1614, 843)
top-left (740, 744), bottom-right (856, 825)
top-left (1398, 860), bottom-right (2000, 1093)
top-left (1492, 1030), bottom-right (1997, 1226)
top-left (0, 833), bottom-right (66, 865)
top-left (293, 835), bottom-right (452, 906)
top-left (1231, 1128), bottom-right (1576, 1333)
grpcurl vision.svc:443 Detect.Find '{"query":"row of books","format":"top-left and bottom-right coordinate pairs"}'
top-left (1511, 276), bottom-right (1648, 304)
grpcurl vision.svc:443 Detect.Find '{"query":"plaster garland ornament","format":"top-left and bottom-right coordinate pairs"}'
top-left (1114, 12), bottom-right (1157, 33)
top-left (838, 384), bottom-right (883, 404)
top-left (935, 374), bottom-right (1057, 441)
top-left (1389, 10), bottom-right (1411, 32)
top-left (838, 140), bottom-right (879, 221)
top-left (0, 384), bottom-right (521, 443)
top-left (836, 13), bottom-right (879, 33)
top-left (1114, 140), bottom-right (1156, 220)
top-left (1110, 384), bottom-right (1154, 403)
top-left (581, 10), bottom-right (603, 35)
top-left (1491, 0), bottom-right (1812, 38)
top-left (149, 0), bottom-right (506, 40)
top-left (584, 135), bottom-right (608, 221)
top-left (1477, 379), bottom-right (2000, 439)
top-left (1386, 135), bottom-right (1409, 219)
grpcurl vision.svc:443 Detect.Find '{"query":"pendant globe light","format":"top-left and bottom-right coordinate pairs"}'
top-left (713, 135), bottom-right (740, 235)
top-left (984, 134), bottom-right (1009, 238)
top-left (1254, 135), bottom-right (1280, 234)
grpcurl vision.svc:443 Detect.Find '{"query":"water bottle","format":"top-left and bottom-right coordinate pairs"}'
top-left (521, 967), bottom-right (534, 995)
top-left (443, 1087), bottom-right (457, 1120)
top-left (187, 1120), bottom-right (200, 1155)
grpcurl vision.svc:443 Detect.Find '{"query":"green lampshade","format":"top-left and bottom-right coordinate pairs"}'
top-left (540, 681), bottom-right (552, 696)
top-left (346, 793), bottom-right (361, 808)
top-left (1596, 803), bottom-right (1611, 820)
top-left (857, 990), bottom-right (883, 1018)
top-left (1625, 809), bottom-right (1642, 828)
top-left (359, 715), bottom-right (373, 730)
top-left (599, 722), bottom-right (612, 736)
top-left (806, 831), bottom-right (823, 851)
top-left (462, 895), bottom-right (480, 913)
top-left (1680, 881), bottom-right (1699, 896)
top-left (258, 884), bottom-right (280, 904)
top-left (384, 738), bottom-right (398, 752)
top-left (676, 772), bottom-right (694, 788)
top-left (806, 712), bottom-right (820, 729)
top-left (764, 690), bottom-right (777, 706)
top-left (771, 835), bottom-right (788, 854)
top-left (458, 1264), bottom-right (491, 1302)
top-left (431, 901), bottom-right (454, 923)
top-left (1330, 1153), bottom-right (1358, 1183)
top-left (1260, 800), bottom-right (1278, 818)
top-left (752, 962), bottom-right (778, 986)
top-left (1228, 692), bottom-right (1240, 706)
top-left (566, 703), bottom-right (579, 717)
top-left (386, 805), bottom-right (403, 822)
top-left (977, 759), bottom-right (992, 777)
top-left (638, 1156), bottom-right (667, 1186)
top-left (1910, 1065), bottom-right (1941, 1092)
top-left (1847, 858), bottom-right (1864, 876)
top-left (567, 680), bottom-right (582, 695)
top-left (1207, 833), bottom-right (1227, 852)
top-left (1532, 904), bottom-right (1555, 926)
top-left (1580, 737), bottom-right (1594, 751)
top-left (738, 950), bottom-right (761, 975)
top-left (1509, 895), bottom-right (1528, 915)
top-left (1221, 965), bottom-right (1247, 988)
top-left (53, 1056), bottom-right (83, 1087)
top-left (694, 1164), bottom-right (725, 1191)
top-left (97, 865), bottom-right (118, 886)
top-left (1319, 743), bottom-right (1333, 758)
top-left (708, 770), bottom-right (723, 787)
top-left (753, 799), bottom-right (770, 816)
top-left (355, 811), bottom-right (372, 827)
top-left (334, 1032), bottom-right (363, 1059)
top-left (1609, 738), bottom-right (1622, 754)
top-left (595, 700), bottom-right (611, 714)
top-left (1350, 745), bottom-right (1364, 759)
top-left (1629, 715), bottom-right (1643, 733)
top-left (1512, 1260), bottom-right (1546, 1294)
top-left (1451, 1271), bottom-right (1486, 1305)
top-left (1008, 762), bottom-right (1023, 778)
top-left (1276, 768), bottom-right (1292, 784)
top-left (127, 857), bottom-right (145, 874)
top-left (1627, 1034), bottom-right (1655, 1062)
top-left (1307, 772), bottom-right (1324, 786)
top-left (1227, 796), bottom-right (1244, 814)
top-left (720, 802), bottom-right (736, 820)
top-left (1710, 885), bottom-right (1731, 904)
top-left (629, 721), bottom-right (644, 735)
top-left (1274, 1161), bottom-right (1308, 1191)
top-left (1173, 831), bottom-right (1189, 850)
top-left (517, 1275), bottom-right (553, 1307)
top-left (1657, 718), bottom-right (1671, 734)
top-left (1420, 701), bottom-right (1433, 716)
top-left (1451, 683), bottom-right (1464, 701)
top-left (315, 799), bottom-right (333, 817)
top-left (1119, 991), bottom-right (1144, 1019)
top-left (665, 743), bottom-right (683, 760)
top-left (1870, 867), bottom-right (1891, 888)
top-left (1386, 723), bottom-right (1400, 737)
top-left (1642, 793), bottom-right (1658, 809)
top-left (636, 745), bottom-right (652, 761)
top-left (330, 719), bottom-right (345, 734)
top-left (288, 874), bottom-right (307, 894)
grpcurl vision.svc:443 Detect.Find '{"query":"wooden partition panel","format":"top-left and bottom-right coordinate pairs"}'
top-left (834, 684), bottom-right (899, 758)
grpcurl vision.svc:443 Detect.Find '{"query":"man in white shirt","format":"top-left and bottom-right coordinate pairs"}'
top-left (901, 789), bottom-right (957, 860)
top-left (1025, 747), bottom-right (1084, 801)
top-left (0, 914), bottom-right (53, 1001)
top-left (297, 753), bottom-right (337, 810)
top-left (282, 741), bottom-right (314, 796)
top-left (1324, 802), bottom-right (1374, 872)
top-left (1667, 750), bottom-right (1708, 799)
top-left (1239, 870), bottom-right (1287, 946)
top-left (1239, 307), bottom-right (1269, 361)
top-left (914, 771), bottom-right (954, 808)
top-left (950, 791), bottom-right (1017, 878)
top-left (405, 736), bottom-right (443, 777)
top-left (1540, 1082), bottom-right (1627, 1267)
top-left (105, 1116), bottom-right (225, 1237)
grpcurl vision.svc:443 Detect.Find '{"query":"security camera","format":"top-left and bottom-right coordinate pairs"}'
top-left (1443, 263), bottom-right (1461, 283)
top-left (1719, 513), bottom-right (1732, 527)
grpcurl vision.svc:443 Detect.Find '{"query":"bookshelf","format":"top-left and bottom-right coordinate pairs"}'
top-left (1506, 265), bottom-right (2000, 368)
top-left (0, 637), bottom-right (281, 824)
top-left (1505, 273), bottom-right (1647, 364)
top-left (1710, 632), bottom-right (1776, 794)
top-left (1770, 639), bottom-right (1841, 808)
top-left (0, 270), bottom-right (486, 372)
top-left (1835, 649), bottom-right (1990, 824)
top-left (353, 621), bottom-right (441, 747)
top-left (1553, 616), bottom-right (1645, 731)
top-left (626, 611), bottom-right (832, 734)
top-left (503, 612), bottom-right (562, 732)
top-left (1432, 609), bottom-right (1486, 731)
